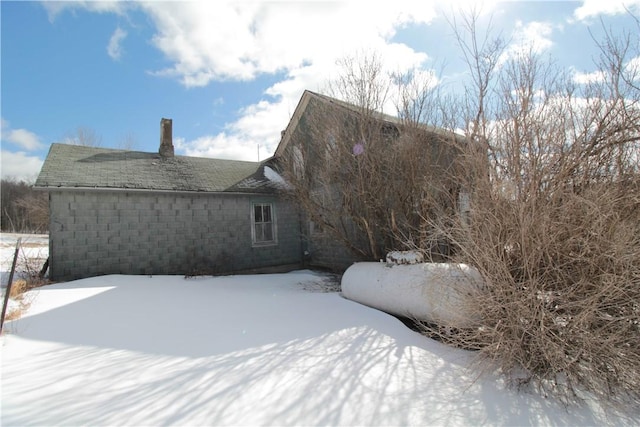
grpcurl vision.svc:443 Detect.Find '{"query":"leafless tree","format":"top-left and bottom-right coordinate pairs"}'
top-left (422, 11), bottom-right (640, 409)
top-left (118, 131), bottom-right (138, 150)
top-left (326, 51), bottom-right (391, 114)
top-left (281, 11), bottom-right (640, 410)
top-left (1, 178), bottom-right (48, 233)
top-left (280, 54), bottom-right (461, 262)
top-left (63, 126), bottom-right (103, 147)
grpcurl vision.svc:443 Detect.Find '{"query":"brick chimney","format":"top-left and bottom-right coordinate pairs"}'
top-left (159, 118), bottom-right (174, 158)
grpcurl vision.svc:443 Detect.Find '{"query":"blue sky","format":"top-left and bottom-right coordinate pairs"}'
top-left (1, 0), bottom-right (639, 181)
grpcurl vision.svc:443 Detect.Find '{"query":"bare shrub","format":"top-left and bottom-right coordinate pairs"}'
top-left (279, 12), bottom-right (639, 409)
top-left (1, 178), bottom-right (49, 233)
top-left (280, 57), bottom-right (461, 262)
top-left (9, 278), bottom-right (30, 299)
top-left (3, 275), bottom-right (42, 322)
top-left (442, 174), bottom-right (640, 407)
top-left (14, 192), bottom-right (49, 233)
top-left (418, 14), bottom-right (640, 409)
top-left (63, 126), bottom-right (103, 147)
top-left (3, 245), bottom-right (48, 323)
top-left (4, 306), bottom-right (26, 322)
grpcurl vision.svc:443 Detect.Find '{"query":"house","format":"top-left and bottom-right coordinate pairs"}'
top-left (273, 90), bottom-right (468, 271)
top-left (35, 119), bottom-right (303, 281)
top-left (36, 92), bottom-right (466, 280)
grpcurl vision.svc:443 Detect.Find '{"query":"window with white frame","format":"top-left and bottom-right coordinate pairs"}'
top-left (252, 202), bottom-right (277, 245)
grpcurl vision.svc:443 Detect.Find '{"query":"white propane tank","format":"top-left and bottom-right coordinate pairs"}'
top-left (341, 262), bottom-right (484, 328)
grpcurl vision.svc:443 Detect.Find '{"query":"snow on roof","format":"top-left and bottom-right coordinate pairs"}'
top-left (263, 165), bottom-right (290, 189)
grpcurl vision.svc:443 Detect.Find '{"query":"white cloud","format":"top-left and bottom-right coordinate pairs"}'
top-left (501, 21), bottom-right (554, 64)
top-left (42, 1), bottom-right (129, 22)
top-left (572, 68), bottom-right (607, 84)
top-left (175, 45), bottom-right (437, 161)
top-left (1, 150), bottom-right (44, 181)
top-left (107, 27), bottom-right (127, 60)
top-left (174, 135), bottom-right (258, 161)
top-left (175, 96), bottom-right (296, 161)
top-left (626, 56), bottom-right (640, 79)
top-left (573, 0), bottom-right (640, 21)
top-left (42, 2), bottom-right (440, 161)
top-left (1, 118), bottom-right (44, 151)
top-left (159, 2), bottom-right (436, 160)
top-left (438, 0), bottom-right (501, 18)
top-left (571, 55), bottom-right (640, 85)
top-left (141, 1), bottom-right (436, 87)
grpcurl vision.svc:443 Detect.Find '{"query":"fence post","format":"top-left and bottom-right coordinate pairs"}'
top-left (1, 237), bottom-right (22, 334)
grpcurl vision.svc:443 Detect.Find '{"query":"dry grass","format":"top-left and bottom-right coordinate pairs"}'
top-left (298, 273), bottom-right (342, 293)
top-left (4, 279), bottom-right (32, 321)
top-left (3, 246), bottom-right (48, 324)
top-left (4, 309), bottom-right (24, 322)
top-left (9, 278), bottom-right (30, 299)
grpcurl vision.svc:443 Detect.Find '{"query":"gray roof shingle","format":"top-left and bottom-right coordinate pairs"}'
top-left (35, 143), bottom-right (279, 193)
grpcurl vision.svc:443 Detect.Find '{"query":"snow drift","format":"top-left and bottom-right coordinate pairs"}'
top-left (3, 270), bottom-right (634, 425)
top-left (341, 262), bottom-right (485, 328)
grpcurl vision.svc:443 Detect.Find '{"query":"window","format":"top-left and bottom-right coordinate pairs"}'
top-left (252, 202), bottom-right (277, 246)
top-left (458, 190), bottom-right (471, 226)
top-left (291, 146), bottom-right (304, 178)
top-left (309, 219), bottom-right (324, 235)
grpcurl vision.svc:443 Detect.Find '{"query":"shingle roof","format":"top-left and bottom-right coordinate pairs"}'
top-left (35, 143), bottom-right (279, 193)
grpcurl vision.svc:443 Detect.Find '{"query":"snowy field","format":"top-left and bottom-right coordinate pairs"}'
top-left (0, 233), bottom-right (49, 287)
top-left (2, 268), bottom-right (637, 426)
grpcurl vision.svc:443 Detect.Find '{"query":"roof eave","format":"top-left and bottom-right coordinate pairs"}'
top-left (273, 90), bottom-right (315, 158)
top-left (33, 184), bottom-right (281, 196)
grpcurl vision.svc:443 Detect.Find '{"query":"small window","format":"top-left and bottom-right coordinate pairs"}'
top-left (292, 146), bottom-right (304, 179)
top-left (458, 191), bottom-right (471, 213)
top-left (382, 124), bottom-right (399, 139)
top-left (458, 191), bottom-right (471, 226)
top-left (309, 220), bottom-right (324, 235)
top-left (252, 202), bottom-right (277, 246)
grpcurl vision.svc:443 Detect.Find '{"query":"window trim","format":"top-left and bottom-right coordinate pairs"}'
top-left (251, 201), bottom-right (278, 247)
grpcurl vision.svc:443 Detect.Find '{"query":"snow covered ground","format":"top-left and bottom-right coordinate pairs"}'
top-left (0, 233), bottom-right (49, 287)
top-left (2, 269), bottom-right (636, 426)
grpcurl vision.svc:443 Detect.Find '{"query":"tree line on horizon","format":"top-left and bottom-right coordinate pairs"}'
top-left (1, 178), bottom-right (48, 234)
